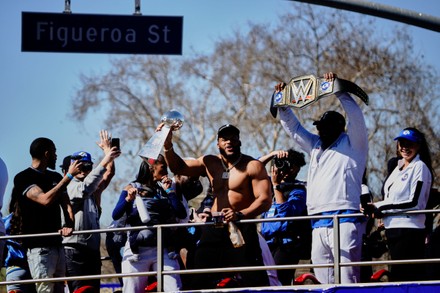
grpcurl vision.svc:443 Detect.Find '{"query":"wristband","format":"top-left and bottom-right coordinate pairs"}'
top-left (66, 173), bottom-right (74, 180)
top-left (165, 188), bottom-right (175, 194)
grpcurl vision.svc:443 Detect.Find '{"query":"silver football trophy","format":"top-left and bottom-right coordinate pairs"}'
top-left (138, 109), bottom-right (184, 160)
top-left (269, 74), bottom-right (369, 118)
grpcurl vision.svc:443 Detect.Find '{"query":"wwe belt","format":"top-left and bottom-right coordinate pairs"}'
top-left (270, 75), bottom-right (369, 118)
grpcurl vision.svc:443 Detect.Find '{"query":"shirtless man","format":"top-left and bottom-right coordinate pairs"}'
top-left (157, 123), bottom-right (272, 289)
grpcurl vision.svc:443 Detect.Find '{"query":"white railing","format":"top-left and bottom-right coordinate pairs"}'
top-left (1, 209), bottom-right (440, 292)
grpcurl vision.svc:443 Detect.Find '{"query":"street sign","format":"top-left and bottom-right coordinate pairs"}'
top-left (22, 12), bottom-right (183, 55)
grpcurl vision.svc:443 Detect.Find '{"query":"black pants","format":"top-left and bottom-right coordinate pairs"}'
top-left (269, 242), bottom-right (300, 285)
top-left (385, 228), bottom-right (426, 282)
top-left (190, 222), bottom-right (269, 289)
top-left (64, 246), bottom-right (101, 292)
top-left (105, 233), bottom-right (125, 285)
top-left (426, 227), bottom-right (440, 280)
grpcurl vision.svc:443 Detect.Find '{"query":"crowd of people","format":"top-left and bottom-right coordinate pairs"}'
top-left (0, 72), bottom-right (437, 293)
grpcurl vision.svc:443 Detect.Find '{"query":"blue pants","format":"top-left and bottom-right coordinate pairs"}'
top-left (6, 265), bottom-right (37, 293)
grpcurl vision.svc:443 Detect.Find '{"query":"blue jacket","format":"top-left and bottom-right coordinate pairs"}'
top-left (112, 182), bottom-right (186, 248)
top-left (261, 181), bottom-right (307, 245)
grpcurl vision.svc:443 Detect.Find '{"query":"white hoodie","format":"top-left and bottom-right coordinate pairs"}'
top-left (279, 92), bottom-right (368, 215)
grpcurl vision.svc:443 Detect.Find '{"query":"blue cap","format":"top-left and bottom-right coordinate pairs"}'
top-left (71, 151), bottom-right (92, 163)
top-left (394, 129), bottom-right (422, 143)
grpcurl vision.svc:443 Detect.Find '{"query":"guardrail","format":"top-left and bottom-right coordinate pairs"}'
top-left (1, 209), bottom-right (439, 292)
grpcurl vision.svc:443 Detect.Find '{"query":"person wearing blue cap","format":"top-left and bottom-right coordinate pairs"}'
top-left (369, 127), bottom-right (433, 282)
top-left (63, 130), bottom-right (121, 293)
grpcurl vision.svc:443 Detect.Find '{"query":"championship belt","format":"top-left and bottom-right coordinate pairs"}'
top-left (269, 75), bottom-right (369, 118)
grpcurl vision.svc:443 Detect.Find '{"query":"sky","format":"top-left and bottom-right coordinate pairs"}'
top-left (1, 0), bottom-right (439, 226)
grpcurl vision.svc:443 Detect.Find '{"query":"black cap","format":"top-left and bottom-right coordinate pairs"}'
top-left (313, 111), bottom-right (345, 128)
top-left (217, 124), bottom-right (240, 138)
top-left (59, 155), bottom-right (71, 171)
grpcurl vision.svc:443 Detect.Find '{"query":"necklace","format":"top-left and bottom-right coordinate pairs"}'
top-left (220, 154), bottom-right (242, 179)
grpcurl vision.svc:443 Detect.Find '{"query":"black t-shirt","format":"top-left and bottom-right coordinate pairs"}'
top-left (11, 167), bottom-right (64, 248)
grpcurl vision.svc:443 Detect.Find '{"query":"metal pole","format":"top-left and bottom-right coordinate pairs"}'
top-left (134, 0), bottom-right (142, 15)
top-left (63, 0), bottom-right (72, 14)
top-left (156, 226), bottom-right (163, 292)
top-left (288, 0), bottom-right (440, 33)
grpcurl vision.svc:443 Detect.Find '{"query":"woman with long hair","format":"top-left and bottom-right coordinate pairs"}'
top-left (112, 155), bottom-right (186, 292)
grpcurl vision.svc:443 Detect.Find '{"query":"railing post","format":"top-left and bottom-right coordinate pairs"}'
top-left (333, 214), bottom-right (341, 284)
top-left (156, 225), bottom-right (163, 292)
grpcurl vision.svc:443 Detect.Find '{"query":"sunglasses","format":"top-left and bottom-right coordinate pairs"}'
top-left (79, 163), bottom-right (93, 172)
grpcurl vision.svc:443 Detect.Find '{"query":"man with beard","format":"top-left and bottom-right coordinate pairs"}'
top-left (156, 123), bottom-right (272, 289)
top-left (9, 137), bottom-right (82, 293)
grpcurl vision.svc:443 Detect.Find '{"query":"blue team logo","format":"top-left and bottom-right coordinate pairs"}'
top-left (320, 81), bottom-right (330, 91)
top-left (274, 91), bottom-right (283, 103)
top-left (401, 173), bottom-right (408, 181)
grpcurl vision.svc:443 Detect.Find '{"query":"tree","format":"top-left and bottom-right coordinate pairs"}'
top-left (72, 3), bottom-right (439, 201)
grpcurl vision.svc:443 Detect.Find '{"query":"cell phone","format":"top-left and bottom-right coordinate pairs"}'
top-left (111, 138), bottom-right (120, 150)
top-left (360, 193), bottom-right (373, 215)
top-left (360, 193), bottom-right (371, 209)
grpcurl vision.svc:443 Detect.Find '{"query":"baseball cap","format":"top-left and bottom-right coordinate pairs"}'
top-left (71, 151), bottom-right (93, 164)
top-left (394, 129), bottom-right (422, 143)
top-left (59, 155), bottom-right (72, 171)
top-left (217, 124), bottom-right (240, 139)
top-left (313, 111), bottom-right (346, 128)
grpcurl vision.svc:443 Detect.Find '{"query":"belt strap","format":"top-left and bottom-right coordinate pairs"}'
top-left (270, 74), bottom-right (369, 118)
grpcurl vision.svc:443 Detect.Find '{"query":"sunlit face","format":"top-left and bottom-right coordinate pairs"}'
top-left (398, 139), bottom-right (420, 162)
top-left (75, 163), bottom-right (93, 181)
top-left (217, 133), bottom-right (241, 157)
top-left (46, 145), bottom-right (57, 170)
top-left (152, 162), bottom-right (168, 181)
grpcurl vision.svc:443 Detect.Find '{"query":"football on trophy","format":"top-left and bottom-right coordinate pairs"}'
top-left (161, 109), bottom-right (184, 130)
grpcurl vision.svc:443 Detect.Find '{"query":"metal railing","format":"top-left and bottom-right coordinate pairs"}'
top-left (1, 209), bottom-right (440, 291)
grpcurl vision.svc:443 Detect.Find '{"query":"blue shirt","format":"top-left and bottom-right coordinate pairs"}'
top-left (311, 209), bottom-right (364, 229)
top-left (261, 182), bottom-right (307, 244)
